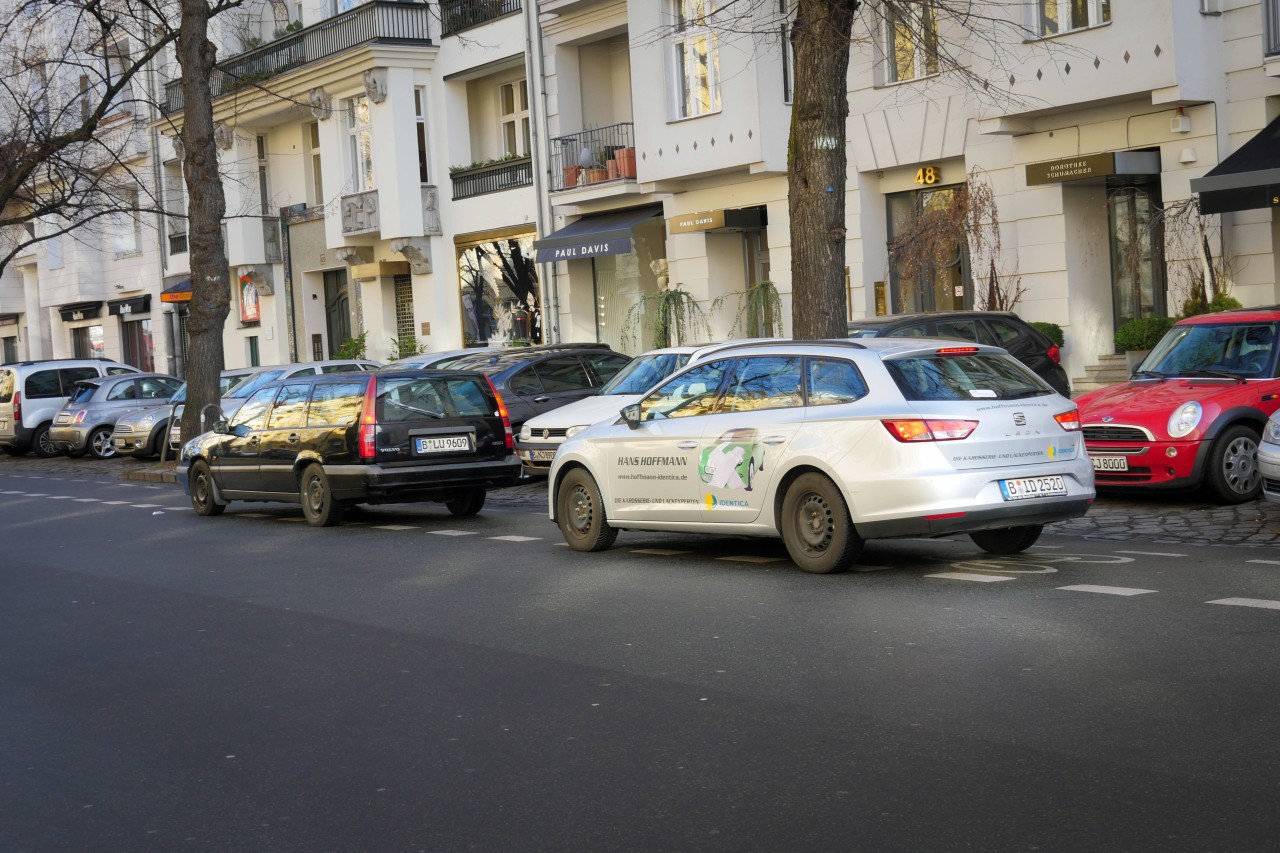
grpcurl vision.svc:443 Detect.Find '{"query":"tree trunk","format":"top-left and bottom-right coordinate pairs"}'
top-left (788, 0), bottom-right (859, 339)
top-left (177, 0), bottom-right (230, 443)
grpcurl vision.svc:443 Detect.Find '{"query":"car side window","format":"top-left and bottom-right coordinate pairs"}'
top-left (720, 357), bottom-right (803, 413)
top-left (320, 363), bottom-right (361, 374)
top-left (59, 367), bottom-right (99, 392)
top-left (232, 388), bottom-right (279, 431)
top-left (806, 358), bottom-right (869, 406)
top-left (508, 367), bottom-right (543, 396)
top-left (106, 381), bottom-right (138, 401)
top-left (934, 320), bottom-right (983, 344)
top-left (307, 380), bottom-right (366, 426)
top-left (140, 378), bottom-right (180, 399)
top-left (534, 356), bottom-right (591, 392)
top-left (269, 383), bottom-right (312, 429)
top-left (988, 318), bottom-right (1023, 347)
top-left (583, 352), bottom-right (630, 386)
top-left (25, 370), bottom-right (61, 398)
top-left (106, 366), bottom-right (136, 375)
top-left (885, 323), bottom-right (930, 339)
top-left (638, 359), bottom-right (729, 421)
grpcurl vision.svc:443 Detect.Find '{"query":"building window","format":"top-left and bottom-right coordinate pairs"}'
top-left (104, 39), bottom-right (135, 117)
top-left (164, 160), bottom-right (187, 255)
top-left (780, 1), bottom-right (794, 104)
top-left (29, 62), bottom-right (49, 132)
top-left (2, 335), bottom-right (17, 363)
top-left (457, 233), bottom-right (541, 348)
top-left (498, 80), bottom-right (529, 158)
top-left (110, 189), bottom-right (141, 256)
top-left (256, 134), bottom-right (270, 215)
top-left (886, 1), bottom-right (939, 83)
top-left (347, 95), bottom-right (374, 191)
top-left (71, 325), bottom-right (105, 359)
top-left (1038, 0), bottom-right (1110, 36)
top-left (121, 318), bottom-right (153, 371)
top-left (414, 88), bottom-right (430, 183)
top-left (886, 186), bottom-right (972, 313)
top-left (669, 0), bottom-right (720, 118)
top-left (307, 122), bottom-right (325, 206)
top-left (247, 335), bottom-right (260, 367)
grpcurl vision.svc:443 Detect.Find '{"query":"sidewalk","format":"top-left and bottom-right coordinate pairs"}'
top-left (2, 453), bottom-right (1277, 546)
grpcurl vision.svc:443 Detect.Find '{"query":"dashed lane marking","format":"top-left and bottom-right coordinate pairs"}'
top-left (131, 504), bottom-right (162, 509)
top-left (72, 498), bottom-right (99, 503)
top-left (1207, 598), bottom-right (1280, 611)
top-left (430, 530), bottom-right (478, 537)
top-left (1115, 550), bottom-right (1186, 558)
top-left (926, 572), bottom-right (1015, 583)
top-left (163, 507), bottom-right (191, 512)
top-left (101, 500), bottom-right (131, 505)
top-left (716, 555), bottom-right (787, 564)
top-left (45, 495), bottom-right (73, 500)
top-left (1247, 559), bottom-right (1280, 566)
top-left (1057, 584), bottom-right (1156, 596)
top-left (490, 535), bottom-right (542, 542)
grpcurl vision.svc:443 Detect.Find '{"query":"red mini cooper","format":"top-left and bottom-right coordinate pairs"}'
top-left (1075, 307), bottom-right (1280, 504)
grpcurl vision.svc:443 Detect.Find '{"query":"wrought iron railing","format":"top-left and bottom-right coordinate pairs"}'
top-left (163, 1), bottom-right (432, 114)
top-left (440, 0), bottom-right (521, 36)
top-left (550, 123), bottom-right (636, 191)
top-left (449, 157), bottom-right (533, 200)
top-left (168, 232), bottom-right (188, 255)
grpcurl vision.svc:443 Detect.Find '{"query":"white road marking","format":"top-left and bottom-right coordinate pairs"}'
top-left (73, 498), bottom-right (99, 503)
top-left (1208, 598), bottom-right (1280, 611)
top-left (0, 490), bottom-right (24, 494)
top-left (22, 493), bottom-right (47, 497)
top-left (131, 504), bottom-right (162, 509)
top-left (927, 572), bottom-right (1015, 582)
top-left (374, 525), bottom-right (418, 531)
top-left (1115, 550), bottom-right (1185, 558)
top-left (101, 500), bottom-right (131, 505)
top-left (1057, 584), bottom-right (1156, 596)
top-left (490, 535), bottom-right (541, 542)
top-left (631, 548), bottom-right (692, 556)
top-left (46, 495), bottom-right (73, 500)
top-left (1246, 559), bottom-right (1280, 566)
top-left (716, 555), bottom-right (787, 564)
top-left (430, 529), bottom-right (477, 536)
top-left (164, 507), bottom-right (191, 512)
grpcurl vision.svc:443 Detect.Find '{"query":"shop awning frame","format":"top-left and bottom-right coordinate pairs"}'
top-left (533, 206), bottom-right (663, 261)
top-left (1191, 113), bottom-right (1280, 214)
top-left (160, 278), bottom-right (192, 303)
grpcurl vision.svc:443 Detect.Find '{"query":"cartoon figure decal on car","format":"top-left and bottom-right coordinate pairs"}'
top-left (700, 428), bottom-right (762, 491)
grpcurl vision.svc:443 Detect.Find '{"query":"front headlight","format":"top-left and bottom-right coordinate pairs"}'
top-left (1265, 417), bottom-right (1280, 444)
top-left (519, 425), bottom-right (532, 440)
top-left (1167, 402), bottom-right (1203, 438)
top-left (136, 414), bottom-right (156, 430)
top-left (565, 424), bottom-right (590, 439)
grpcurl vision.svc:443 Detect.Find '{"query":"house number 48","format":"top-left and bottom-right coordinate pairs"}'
top-left (915, 166), bottom-right (941, 185)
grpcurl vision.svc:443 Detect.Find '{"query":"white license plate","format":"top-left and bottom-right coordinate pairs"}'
top-left (415, 435), bottom-right (471, 454)
top-left (523, 449), bottom-right (556, 461)
top-left (999, 475), bottom-right (1068, 501)
top-left (0, 420), bottom-right (7, 431)
top-left (1090, 455), bottom-right (1128, 472)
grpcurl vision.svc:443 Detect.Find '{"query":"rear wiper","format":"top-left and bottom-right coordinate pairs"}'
top-left (386, 398), bottom-right (445, 418)
top-left (1179, 370), bottom-right (1244, 383)
top-left (1130, 370), bottom-right (1166, 381)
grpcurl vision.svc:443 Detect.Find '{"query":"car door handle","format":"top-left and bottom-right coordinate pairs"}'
top-left (287, 433), bottom-right (300, 443)
top-left (248, 436), bottom-right (260, 445)
top-left (533, 396), bottom-right (551, 403)
top-left (763, 436), bottom-right (788, 445)
top-left (676, 441), bottom-right (698, 449)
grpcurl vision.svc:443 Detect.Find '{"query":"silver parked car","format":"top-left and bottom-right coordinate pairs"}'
top-left (549, 339), bottom-right (1095, 574)
top-left (48, 373), bottom-right (183, 459)
top-left (1259, 414), bottom-right (1280, 504)
top-left (112, 368), bottom-right (258, 459)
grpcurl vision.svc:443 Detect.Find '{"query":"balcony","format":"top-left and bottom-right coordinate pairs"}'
top-left (440, 0), bottom-right (521, 36)
top-left (449, 157), bottom-right (533, 200)
top-left (162, 1), bottom-right (433, 115)
top-left (341, 189), bottom-right (380, 235)
top-left (550, 123), bottom-right (635, 192)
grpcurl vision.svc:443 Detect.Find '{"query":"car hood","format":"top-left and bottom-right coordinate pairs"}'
top-left (1077, 378), bottom-right (1261, 423)
top-left (523, 393), bottom-right (642, 431)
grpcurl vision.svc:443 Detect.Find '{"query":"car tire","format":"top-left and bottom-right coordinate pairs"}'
top-left (88, 426), bottom-right (116, 459)
top-left (32, 423), bottom-right (58, 458)
top-left (300, 463), bottom-right (343, 527)
top-left (190, 460), bottom-right (226, 517)
top-left (968, 524), bottom-right (1043, 555)
top-left (1204, 424), bottom-right (1262, 504)
top-left (780, 473), bottom-right (862, 574)
top-left (445, 487), bottom-right (486, 517)
top-left (557, 467), bottom-right (617, 552)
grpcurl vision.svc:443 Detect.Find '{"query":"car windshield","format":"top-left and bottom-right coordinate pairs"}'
top-left (225, 369), bottom-right (286, 398)
top-left (599, 353), bottom-right (691, 395)
top-left (886, 352), bottom-right (1050, 401)
top-left (1142, 322), bottom-right (1277, 378)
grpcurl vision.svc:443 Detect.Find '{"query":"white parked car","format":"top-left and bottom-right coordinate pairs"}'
top-left (1259, 415), bottom-right (1280, 504)
top-left (515, 341), bottom-right (773, 474)
top-left (548, 339), bottom-right (1095, 574)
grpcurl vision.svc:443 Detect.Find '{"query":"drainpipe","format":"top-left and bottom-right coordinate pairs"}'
top-left (525, 3), bottom-right (560, 343)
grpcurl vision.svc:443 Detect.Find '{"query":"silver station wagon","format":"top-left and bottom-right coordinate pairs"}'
top-left (549, 339), bottom-right (1096, 574)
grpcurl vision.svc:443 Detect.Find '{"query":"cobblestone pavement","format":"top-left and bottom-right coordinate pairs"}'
top-left (2, 453), bottom-right (1278, 547)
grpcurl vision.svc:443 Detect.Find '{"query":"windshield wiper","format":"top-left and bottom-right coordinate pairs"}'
top-left (1130, 370), bottom-right (1167, 381)
top-left (1178, 370), bottom-right (1244, 383)
top-left (385, 398), bottom-right (445, 418)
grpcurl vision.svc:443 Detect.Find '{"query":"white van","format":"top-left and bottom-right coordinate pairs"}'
top-left (0, 359), bottom-right (141, 457)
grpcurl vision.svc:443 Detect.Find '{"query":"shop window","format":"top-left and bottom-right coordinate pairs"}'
top-left (456, 233), bottom-right (541, 348)
top-left (121, 317), bottom-right (153, 371)
top-left (3, 336), bottom-right (17, 363)
top-left (885, 1), bottom-right (939, 83)
top-left (668, 0), bottom-right (721, 118)
top-left (886, 186), bottom-right (972, 313)
top-left (1038, 0), bottom-right (1110, 36)
top-left (71, 325), bottom-right (105, 359)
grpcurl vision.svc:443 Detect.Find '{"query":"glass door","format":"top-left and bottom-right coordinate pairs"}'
top-left (1108, 182), bottom-right (1166, 339)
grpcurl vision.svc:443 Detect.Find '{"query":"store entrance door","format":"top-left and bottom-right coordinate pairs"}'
top-left (1108, 180), bottom-right (1166, 340)
top-left (324, 270), bottom-right (350, 357)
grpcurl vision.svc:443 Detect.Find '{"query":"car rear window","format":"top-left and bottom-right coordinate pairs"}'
top-left (886, 352), bottom-right (1050, 401)
top-left (0, 369), bottom-right (13, 404)
top-left (375, 376), bottom-right (495, 421)
top-left (68, 383), bottom-right (100, 403)
top-left (308, 380), bottom-right (366, 426)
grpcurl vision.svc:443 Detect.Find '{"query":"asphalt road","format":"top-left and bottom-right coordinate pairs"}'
top-left (2, 469), bottom-right (1280, 851)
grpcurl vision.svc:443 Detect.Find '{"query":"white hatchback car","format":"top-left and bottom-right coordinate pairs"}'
top-left (1259, 415), bottom-right (1280, 504)
top-left (549, 339), bottom-right (1096, 574)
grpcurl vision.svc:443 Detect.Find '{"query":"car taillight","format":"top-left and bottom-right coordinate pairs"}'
top-left (358, 378), bottom-right (378, 459)
top-left (12, 391), bottom-right (20, 420)
top-left (882, 419), bottom-right (978, 442)
top-left (486, 377), bottom-right (514, 451)
top-left (1054, 409), bottom-right (1082, 431)
top-left (73, 411), bottom-right (87, 424)
top-left (935, 347), bottom-right (980, 356)
top-left (1047, 344), bottom-right (1061, 364)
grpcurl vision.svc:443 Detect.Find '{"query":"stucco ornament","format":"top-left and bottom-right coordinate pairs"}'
top-left (391, 238), bottom-right (432, 275)
top-left (308, 87), bottom-right (333, 121)
top-left (213, 123), bottom-right (235, 150)
top-left (362, 68), bottom-right (388, 104)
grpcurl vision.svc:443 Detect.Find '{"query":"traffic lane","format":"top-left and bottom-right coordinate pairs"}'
top-left (3, 559), bottom-right (1277, 852)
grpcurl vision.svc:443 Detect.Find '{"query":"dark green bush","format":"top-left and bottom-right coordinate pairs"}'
top-left (1114, 316), bottom-right (1175, 351)
top-left (1180, 292), bottom-right (1244, 317)
top-left (1030, 321), bottom-right (1064, 347)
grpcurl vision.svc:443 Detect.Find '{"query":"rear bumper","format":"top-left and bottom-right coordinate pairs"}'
top-left (326, 457), bottom-right (523, 502)
top-left (855, 495), bottom-right (1094, 539)
top-left (48, 425), bottom-right (90, 453)
top-left (0, 423), bottom-right (33, 449)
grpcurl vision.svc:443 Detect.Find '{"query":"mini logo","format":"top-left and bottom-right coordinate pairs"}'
top-left (1013, 413), bottom-right (1027, 427)
top-left (1101, 416), bottom-right (1114, 423)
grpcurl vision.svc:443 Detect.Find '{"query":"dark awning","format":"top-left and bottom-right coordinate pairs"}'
top-left (1191, 114), bottom-right (1280, 214)
top-left (161, 278), bottom-right (192, 303)
top-left (57, 301), bottom-right (103, 322)
top-left (109, 295), bottom-right (151, 316)
top-left (533, 206), bottom-right (663, 261)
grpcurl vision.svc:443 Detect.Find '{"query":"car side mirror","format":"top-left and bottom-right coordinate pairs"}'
top-left (212, 419), bottom-right (231, 435)
top-left (620, 403), bottom-right (641, 430)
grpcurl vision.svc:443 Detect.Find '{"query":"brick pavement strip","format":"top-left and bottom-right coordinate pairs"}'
top-left (1, 453), bottom-right (1277, 545)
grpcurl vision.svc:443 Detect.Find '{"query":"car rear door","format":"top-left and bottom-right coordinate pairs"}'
top-left (374, 374), bottom-right (510, 467)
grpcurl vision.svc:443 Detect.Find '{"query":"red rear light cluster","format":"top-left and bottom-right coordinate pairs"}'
top-left (12, 391), bottom-right (20, 421)
top-left (1046, 344), bottom-right (1062, 364)
top-left (935, 346), bottom-right (980, 356)
top-left (1054, 409), bottom-right (1082, 431)
top-left (882, 419), bottom-right (978, 442)
top-left (486, 377), bottom-right (514, 451)
top-left (358, 378), bottom-right (378, 459)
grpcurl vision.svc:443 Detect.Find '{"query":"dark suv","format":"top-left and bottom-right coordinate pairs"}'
top-left (176, 370), bottom-right (522, 526)
top-left (847, 311), bottom-right (1070, 397)
top-left (445, 344), bottom-right (631, 432)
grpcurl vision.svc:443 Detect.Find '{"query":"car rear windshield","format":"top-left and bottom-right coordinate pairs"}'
top-left (886, 353), bottom-right (1050, 401)
top-left (600, 353), bottom-right (691, 395)
top-left (0, 369), bottom-right (13, 403)
top-left (374, 375), bottom-right (495, 421)
top-left (67, 383), bottom-right (100, 403)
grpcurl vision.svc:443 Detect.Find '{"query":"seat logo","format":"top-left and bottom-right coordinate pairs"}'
top-left (1013, 413), bottom-right (1027, 426)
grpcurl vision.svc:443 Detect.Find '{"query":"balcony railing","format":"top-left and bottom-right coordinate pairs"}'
top-left (440, 0), bottom-right (521, 36)
top-left (1268, 0), bottom-right (1280, 56)
top-left (163, 1), bottom-right (433, 115)
top-left (449, 157), bottom-right (533, 200)
top-left (550, 123), bottom-right (635, 192)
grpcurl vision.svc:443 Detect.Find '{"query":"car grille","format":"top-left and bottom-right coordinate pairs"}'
top-left (1083, 425), bottom-right (1150, 442)
top-left (1094, 467), bottom-right (1155, 483)
top-left (534, 427), bottom-right (569, 439)
top-left (114, 424), bottom-right (135, 436)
